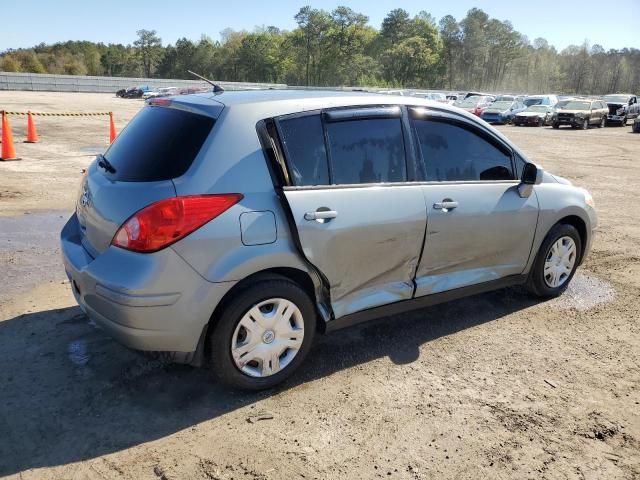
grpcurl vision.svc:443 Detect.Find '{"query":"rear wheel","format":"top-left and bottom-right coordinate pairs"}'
top-left (209, 276), bottom-right (316, 390)
top-left (527, 223), bottom-right (582, 298)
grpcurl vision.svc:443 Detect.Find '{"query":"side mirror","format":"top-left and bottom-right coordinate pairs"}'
top-left (521, 163), bottom-right (542, 184)
top-left (518, 163), bottom-right (543, 198)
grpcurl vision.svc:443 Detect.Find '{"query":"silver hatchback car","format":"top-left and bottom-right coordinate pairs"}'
top-left (61, 90), bottom-right (597, 389)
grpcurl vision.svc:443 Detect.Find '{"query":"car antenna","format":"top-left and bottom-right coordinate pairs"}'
top-left (188, 70), bottom-right (224, 93)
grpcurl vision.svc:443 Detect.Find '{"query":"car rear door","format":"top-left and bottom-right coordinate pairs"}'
top-left (272, 107), bottom-right (427, 319)
top-left (408, 108), bottom-right (539, 296)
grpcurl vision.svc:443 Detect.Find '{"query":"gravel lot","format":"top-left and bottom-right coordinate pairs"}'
top-left (0, 92), bottom-right (638, 480)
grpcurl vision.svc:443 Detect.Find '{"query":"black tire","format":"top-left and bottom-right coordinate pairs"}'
top-left (552, 122), bottom-right (560, 129)
top-left (208, 275), bottom-right (316, 390)
top-left (599, 117), bottom-right (605, 128)
top-left (582, 118), bottom-right (589, 130)
top-left (538, 117), bottom-right (544, 127)
top-left (526, 223), bottom-right (582, 298)
top-left (620, 117), bottom-right (627, 126)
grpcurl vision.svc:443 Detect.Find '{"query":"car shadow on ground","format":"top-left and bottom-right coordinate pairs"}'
top-left (0, 286), bottom-right (539, 476)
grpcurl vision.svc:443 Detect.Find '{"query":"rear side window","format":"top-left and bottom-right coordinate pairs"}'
top-left (278, 115), bottom-right (329, 186)
top-left (104, 106), bottom-right (214, 182)
top-left (411, 118), bottom-right (514, 181)
top-left (326, 118), bottom-right (406, 184)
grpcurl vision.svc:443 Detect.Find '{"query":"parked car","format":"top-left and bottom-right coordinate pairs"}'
top-left (513, 105), bottom-right (554, 126)
top-left (480, 100), bottom-right (527, 124)
top-left (601, 94), bottom-right (640, 126)
top-left (142, 87), bottom-right (178, 100)
top-left (524, 95), bottom-right (559, 107)
top-left (412, 92), bottom-right (448, 103)
top-left (494, 95), bottom-right (526, 103)
top-left (119, 85), bottom-right (153, 99)
top-left (633, 117), bottom-right (640, 133)
top-left (453, 95), bottom-right (494, 116)
top-left (61, 90), bottom-right (597, 389)
top-left (552, 99), bottom-right (608, 129)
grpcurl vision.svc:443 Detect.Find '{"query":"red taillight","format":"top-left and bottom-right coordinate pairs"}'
top-left (111, 194), bottom-right (243, 253)
top-left (148, 98), bottom-right (172, 106)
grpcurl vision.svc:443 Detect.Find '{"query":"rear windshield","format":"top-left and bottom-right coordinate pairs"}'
top-left (103, 106), bottom-right (214, 182)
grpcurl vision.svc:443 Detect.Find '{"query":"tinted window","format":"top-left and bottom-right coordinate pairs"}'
top-left (326, 118), bottom-right (406, 184)
top-left (104, 106), bottom-right (214, 182)
top-left (279, 115), bottom-right (329, 186)
top-left (411, 119), bottom-right (514, 181)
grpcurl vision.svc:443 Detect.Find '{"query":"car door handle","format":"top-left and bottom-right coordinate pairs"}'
top-left (304, 209), bottom-right (338, 221)
top-left (433, 200), bottom-right (459, 211)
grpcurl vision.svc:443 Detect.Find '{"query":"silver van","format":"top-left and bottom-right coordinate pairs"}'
top-left (61, 90), bottom-right (596, 389)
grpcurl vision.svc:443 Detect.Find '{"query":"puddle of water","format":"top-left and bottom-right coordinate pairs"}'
top-left (550, 272), bottom-right (615, 311)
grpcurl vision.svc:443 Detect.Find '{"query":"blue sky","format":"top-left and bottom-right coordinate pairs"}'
top-left (2, 0), bottom-right (638, 52)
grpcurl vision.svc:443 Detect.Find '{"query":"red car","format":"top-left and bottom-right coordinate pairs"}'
top-left (453, 95), bottom-right (495, 116)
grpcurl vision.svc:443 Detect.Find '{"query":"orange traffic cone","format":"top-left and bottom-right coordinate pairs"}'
top-left (109, 112), bottom-right (117, 144)
top-left (1, 111), bottom-right (20, 161)
top-left (25, 111), bottom-right (39, 143)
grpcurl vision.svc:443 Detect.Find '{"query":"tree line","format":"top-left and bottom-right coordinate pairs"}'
top-left (1, 6), bottom-right (639, 95)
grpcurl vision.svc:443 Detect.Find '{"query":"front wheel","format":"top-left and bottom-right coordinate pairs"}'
top-left (527, 223), bottom-right (582, 298)
top-left (582, 118), bottom-right (589, 130)
top-left (552, 122), bottom-right (560, 129)
top-left (538, 117), bottom-right (544, 127)
top-left (209, 276), bottom-right (316, 390)
top-left (599, 117), bottom-right (605, 128)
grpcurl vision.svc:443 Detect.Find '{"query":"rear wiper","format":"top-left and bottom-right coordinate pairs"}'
top-left (97, 154), bottom-right (116, 174)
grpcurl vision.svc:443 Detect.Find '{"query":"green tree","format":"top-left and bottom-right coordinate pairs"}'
top-left (134, 29), bottom-right (163, 77)
top-left (1, 55), bottom-right (21, 72)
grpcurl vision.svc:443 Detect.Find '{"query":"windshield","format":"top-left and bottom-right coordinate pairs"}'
top-left (526, 105), bottom-right (548, 112)
top-left (562, 101), bottom-right (591, 110)
top-left (602, 95), bottom-right (630, 103)
top-left (524, 98), bottom-right (543, 106)
top-left (489, 101), bottom-right (513, 109)
top-left (454, 98), bottom-right (480, 107)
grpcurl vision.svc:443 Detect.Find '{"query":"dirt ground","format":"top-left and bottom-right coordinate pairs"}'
top-left (0, 91), bottom-right (638, 480)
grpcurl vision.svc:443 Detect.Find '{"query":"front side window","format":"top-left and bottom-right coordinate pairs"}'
top-left (325, 118), bottom-right (407, 185)
top-left (411, 118), bottom-right (514, 182)
top-left (278, 114), bottom-right (329, 186)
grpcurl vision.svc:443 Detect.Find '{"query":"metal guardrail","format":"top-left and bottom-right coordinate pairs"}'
top-left (0, 71), bottom-right (286, 93)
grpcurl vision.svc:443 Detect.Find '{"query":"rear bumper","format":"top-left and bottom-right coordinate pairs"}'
top-left (61, 213), bottom-right (236, 353)
top-left (481, 115), bottom-right (507, 124)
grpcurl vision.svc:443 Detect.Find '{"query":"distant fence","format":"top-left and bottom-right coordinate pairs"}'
top-left (0, 71), bottom-right (286, 93)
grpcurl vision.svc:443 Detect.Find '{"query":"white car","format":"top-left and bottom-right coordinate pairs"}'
top-left (412, 92), bottom-right (448, 103)
top-left (143, 87), bottom-right (179, 100)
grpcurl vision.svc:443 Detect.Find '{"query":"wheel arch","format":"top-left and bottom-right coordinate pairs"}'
top-left (207, 267), bottom-right (328, 340)
top-left (557, 215), bottom-right (588, 265)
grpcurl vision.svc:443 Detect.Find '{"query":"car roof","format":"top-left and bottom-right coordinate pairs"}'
top-left (171, 88), bottom-right (473, 118)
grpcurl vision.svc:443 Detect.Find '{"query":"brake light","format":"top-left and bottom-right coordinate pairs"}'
top-left (111, 194), bottom-right (243, 253)
top-left (148, 98), bottom-right (172, 106)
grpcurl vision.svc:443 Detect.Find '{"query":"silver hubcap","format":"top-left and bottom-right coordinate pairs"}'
top-left (231, 298), bottom-right (305, 378)
top-left (544, 236), bottom-right (577, 288)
